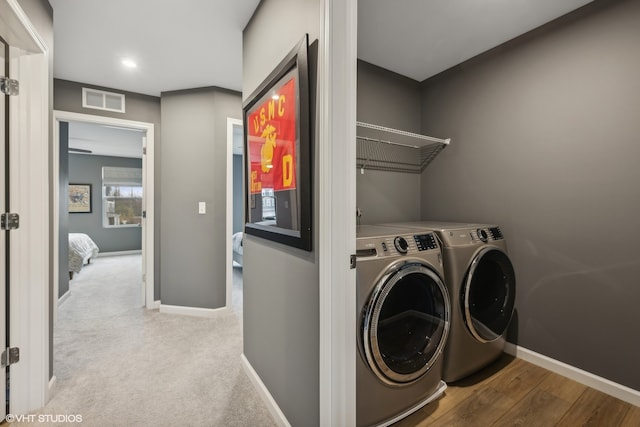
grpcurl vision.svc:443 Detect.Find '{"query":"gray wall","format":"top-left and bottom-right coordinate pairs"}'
top-left (160, 87), bottom-right (241, 309)
top-left (419, 0), bottom-right (640, 390)
top-left (54, 78), bottom-right (161, 299)
top-left (356, 61), bottom-right (422, 224)
top-left (68, 153), bottom-right (142, 253)
top-left (243, 0), bottom-right (320, 425)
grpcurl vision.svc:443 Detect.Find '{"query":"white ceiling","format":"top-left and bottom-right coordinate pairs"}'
top-left (53, 0), bottom-right (594, 158)
top-left (358, 0), bottom-right (594, 82)
top-left (50, 0), bottom-right (261, 96)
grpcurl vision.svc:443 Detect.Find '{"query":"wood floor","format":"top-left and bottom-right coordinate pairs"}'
top-left (394, 354), bottom-right (640, 427)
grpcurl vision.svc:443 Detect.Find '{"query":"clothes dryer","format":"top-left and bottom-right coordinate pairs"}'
top-left (355, 225), bottom-right (451, 426)
top-left (383, 222), bottom-right (516, 382)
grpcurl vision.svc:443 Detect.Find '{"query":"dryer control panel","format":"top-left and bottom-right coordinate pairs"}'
top-left (436, 225), bottom-right (505, 247)
top-left (471, 227), bottom-right (504, 243)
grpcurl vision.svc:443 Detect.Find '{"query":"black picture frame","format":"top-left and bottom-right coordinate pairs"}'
top-left (68, 183), bottom-right (92, 213)
top-left (243, 34), bottom-right (312, 251)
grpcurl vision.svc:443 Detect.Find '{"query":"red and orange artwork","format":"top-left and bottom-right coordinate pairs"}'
top-left (247, 75), bottom-right (297, 195)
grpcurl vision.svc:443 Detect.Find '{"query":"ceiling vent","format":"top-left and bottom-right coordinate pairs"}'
top-left (82, 88), bottom-right (125, 113)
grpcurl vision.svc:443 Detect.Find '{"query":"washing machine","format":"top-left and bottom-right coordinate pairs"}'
top-left (355, 225), bottom-right (451, 427)
top-left (383, 221), bottom-right (516, 383)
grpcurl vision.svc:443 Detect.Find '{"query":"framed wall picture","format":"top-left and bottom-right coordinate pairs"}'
top-left (68, 183), bottom-right (92, 213)
top-left (243, 34), bottom-right (312, 251)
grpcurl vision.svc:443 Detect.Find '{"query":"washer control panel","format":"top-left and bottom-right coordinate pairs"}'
top-left (414, 233), bottom-right (438, 251)
top-left (394, 236), bottom-right (409, 254)
top-left (376, 233), bottom-right (439, 255)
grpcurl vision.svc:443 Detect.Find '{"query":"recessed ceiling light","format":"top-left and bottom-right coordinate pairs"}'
top-left (121, 58), bottom-right (137, 69)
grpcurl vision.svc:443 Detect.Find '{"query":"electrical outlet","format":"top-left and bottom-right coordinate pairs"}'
top-left (198, 202), bottom-right (206, 214)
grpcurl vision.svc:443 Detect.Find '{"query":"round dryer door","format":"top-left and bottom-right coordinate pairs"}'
top-left (462, 247), bottom-right (516, 343)
top-left (363, 262), bottom-right (450, 385)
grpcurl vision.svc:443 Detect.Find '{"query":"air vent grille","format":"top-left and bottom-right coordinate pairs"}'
top-left (82, 88), bottom-right (125, 113)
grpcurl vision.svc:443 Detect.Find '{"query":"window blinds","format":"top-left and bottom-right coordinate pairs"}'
top-left (102, 166), bottom-right (142, 185)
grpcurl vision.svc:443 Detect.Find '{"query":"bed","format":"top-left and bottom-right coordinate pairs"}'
top-left (232, 232), bottom-right (243, 267)
top-left (69, 233), bottom-right (100, 279)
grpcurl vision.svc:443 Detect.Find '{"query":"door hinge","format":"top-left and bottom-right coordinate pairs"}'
top-left (1, 213), bottom-right (20, 230)
top-left (1, 347), bottom-right (20, 368)
top-left (0, 77), bottom-right (19, 96)
top-left (350, 254), bottom-right (357, 269)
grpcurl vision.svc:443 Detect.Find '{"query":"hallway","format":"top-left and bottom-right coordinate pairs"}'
top-left (24, 255), bottom-right (274, 426)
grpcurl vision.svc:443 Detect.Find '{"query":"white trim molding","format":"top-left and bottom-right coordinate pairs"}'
top-left (240, 354), bottom-right (291, 427)
top-left (319, 0), bottom-right (358, 426)
top-left (57, 290), bottom-right (71, 306)
top-left (504, 343), bottom-right (640, 407)
top-left (53, 110), bottom-right (155, 310)
top-left (46, 375), bottom-right (57, 404)
top-left (1, 0), bottom-right (51, 415)
top-left (97, 250), bottom-right (142, 257)
top-left (159, 304), bottom-right (227, 318)
top-left (226, 117), bottom-right (243, 312)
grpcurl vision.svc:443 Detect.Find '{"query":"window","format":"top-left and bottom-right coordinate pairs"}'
top-left (102, 167), bottom-right (143, 228)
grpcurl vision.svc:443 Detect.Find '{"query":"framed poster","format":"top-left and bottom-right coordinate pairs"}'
top-left (68, 183), bottom-right (92, 213)
top-left (243, 34), bottom-right (312, 251)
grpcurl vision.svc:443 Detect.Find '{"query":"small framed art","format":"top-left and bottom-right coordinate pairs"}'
top-left (68, 184), bottom-right (92, 213)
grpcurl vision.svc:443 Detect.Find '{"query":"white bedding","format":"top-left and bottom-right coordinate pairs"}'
top-left (69, 233), bottom-right (100, 275)
top-left (232, 232), bottom-right (243, 266)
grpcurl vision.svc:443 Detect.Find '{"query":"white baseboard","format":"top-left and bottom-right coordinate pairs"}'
top-left (58, 290), bottom-right (71, 306)
top-left (46, 375), bottom-right (57, 403)
top-left (97, 250), bottom-right (142, 257)
top-left (504, 343), bottom-right (640, 406)
top-left (159, 304), bottom-right (227, 318)
top-left (148, 300), bottom-right (161, 310)
top-left (240, 354), bottom-right (291, 427)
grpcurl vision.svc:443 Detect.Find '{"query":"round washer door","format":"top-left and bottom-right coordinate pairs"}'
top-left (363, 262), bottom-right (450, 385)
top-left (462, 247), bottom-right (516, 343)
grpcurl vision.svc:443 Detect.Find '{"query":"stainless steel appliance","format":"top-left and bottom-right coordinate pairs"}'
top-left (384, 221), bottom-right (516, 382)
top-left (355, 225), bottom-right (450, 426)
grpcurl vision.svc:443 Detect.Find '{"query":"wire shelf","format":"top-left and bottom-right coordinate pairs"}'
top-left (356, 122), bottom-right (450, 174)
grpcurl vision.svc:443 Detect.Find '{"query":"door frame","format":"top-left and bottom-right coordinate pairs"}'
top-left (319, 0), bottom-right (358, 424)
top-left (0, 0), bottom-right (50, 415)
top-left (226, 117), bottom-right (242, 310)
top-left (52, 110), bottom-right (155, 314)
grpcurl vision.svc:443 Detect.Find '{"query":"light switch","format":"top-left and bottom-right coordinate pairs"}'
top-left (198, 202), bottom-right (206, 214)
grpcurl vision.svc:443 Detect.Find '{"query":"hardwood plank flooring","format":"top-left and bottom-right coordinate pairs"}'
top-left (620, 405), bottom-right (640, 427)
top-left (393, 354), bottom-right (638, 426)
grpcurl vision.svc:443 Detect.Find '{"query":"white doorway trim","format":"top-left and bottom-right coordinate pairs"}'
top-left (52, 110), bottom-right (156, 314)
top-left (1, 0), bottom-right (50, 415)
top-left (319, 0), bottom-right (358, 425)
top-left (226, 117), bottom-right (242, 310)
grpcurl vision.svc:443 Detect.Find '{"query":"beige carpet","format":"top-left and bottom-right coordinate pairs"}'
top-left (22, 255), bottom-right (275, 427)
